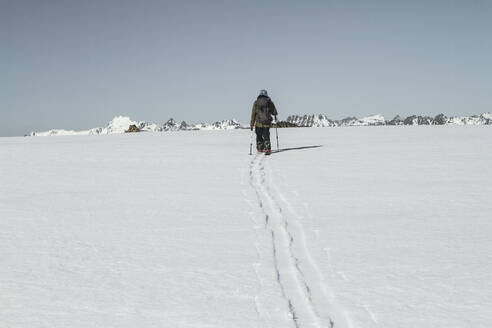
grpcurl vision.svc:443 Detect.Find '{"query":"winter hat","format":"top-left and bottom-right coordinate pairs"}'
top-left (259, 89), bottom-right (268, 96)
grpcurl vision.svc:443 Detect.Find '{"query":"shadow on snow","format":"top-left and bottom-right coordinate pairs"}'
top-left (273, 145), bottom-right (323, 153)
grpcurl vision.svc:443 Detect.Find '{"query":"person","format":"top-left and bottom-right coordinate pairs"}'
top-left (250, 90), bottom-right (278, 154)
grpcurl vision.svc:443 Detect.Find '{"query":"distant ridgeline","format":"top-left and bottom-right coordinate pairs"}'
top-left (27, 116), bottom-right (247, 136)
top-left (272, 121), bottom-right (299, 128)
top-left (27, 113), bottom-right (492, 136)
top-left (285, 113), bottom-right (492, 127)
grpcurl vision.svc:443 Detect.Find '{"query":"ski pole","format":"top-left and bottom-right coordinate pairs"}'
top-left (275, 116), bottom-right (279, 152)
top-left (249, 129), bottom-right (253, 155)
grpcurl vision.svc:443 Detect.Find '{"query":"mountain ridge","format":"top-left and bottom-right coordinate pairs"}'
top-left (27, 112), bottom-right (492, 136)
top-left (27, 116), bottom-right (246, 136)
top-left (286, 113), bottom-right (492, 127)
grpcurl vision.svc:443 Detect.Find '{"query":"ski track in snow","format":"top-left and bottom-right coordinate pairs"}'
top-left (248, 154), bottom-right (348, 328)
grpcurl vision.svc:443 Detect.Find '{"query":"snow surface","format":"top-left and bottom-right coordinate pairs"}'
top-left (1, 127), bottom-right (491, 327)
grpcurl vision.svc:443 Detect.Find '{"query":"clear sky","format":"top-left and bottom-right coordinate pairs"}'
top-left (1, 0), bottom-right (492, 136)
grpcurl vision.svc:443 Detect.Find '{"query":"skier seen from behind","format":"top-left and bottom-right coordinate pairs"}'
top-left (250, 89), bottom-right (278, 154)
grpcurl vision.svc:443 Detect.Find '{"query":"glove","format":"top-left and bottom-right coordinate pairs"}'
top-left (250, 125), bottom-right (254, 131)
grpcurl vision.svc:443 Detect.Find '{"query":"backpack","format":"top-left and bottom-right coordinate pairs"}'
top-left (255, 97), bottom-right (272, 124)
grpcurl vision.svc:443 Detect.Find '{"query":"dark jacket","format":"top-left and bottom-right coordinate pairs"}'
top-left (250, 96), bottom-right (278, 128)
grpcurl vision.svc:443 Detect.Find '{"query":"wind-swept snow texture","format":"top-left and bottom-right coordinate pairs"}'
top-left (1, 127), bottom-right (491, 327)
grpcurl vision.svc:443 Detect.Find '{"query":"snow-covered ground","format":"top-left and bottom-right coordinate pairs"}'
top-left (1, 127), bottom-right (491, 327)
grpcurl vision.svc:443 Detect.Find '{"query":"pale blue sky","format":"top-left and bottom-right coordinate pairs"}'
top-left (1, 0), bottom-right (492, 136)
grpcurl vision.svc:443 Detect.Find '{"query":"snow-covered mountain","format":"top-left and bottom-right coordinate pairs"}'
top-left (285, 114), bottom-right (387, 127)
top-left (28, 112), bottom-right (491, 136)
top-left (28, 116), bottom-right (246, 136)
top-left (286, 113), bottom-right (492, 127)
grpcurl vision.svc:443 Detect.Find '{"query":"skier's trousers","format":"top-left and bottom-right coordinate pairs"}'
top-left (255, 126), bottom-right (271, 151)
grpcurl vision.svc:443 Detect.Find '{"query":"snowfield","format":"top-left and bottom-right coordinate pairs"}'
top-left (1, 126), bottom-right (491, 328)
